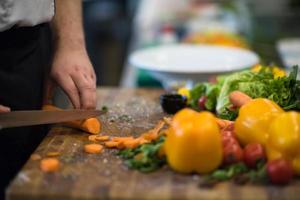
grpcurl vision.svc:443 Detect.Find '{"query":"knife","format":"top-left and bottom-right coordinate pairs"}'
top-left (0, 110), bottom-right (105, 129)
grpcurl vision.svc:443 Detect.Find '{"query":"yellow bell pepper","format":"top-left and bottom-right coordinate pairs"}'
top-left (235, 98), bottom-right (284, 146)
top-left (164, 109), bottom-right (222, 174)
top-left (266, 112), bottom-right (300, 175)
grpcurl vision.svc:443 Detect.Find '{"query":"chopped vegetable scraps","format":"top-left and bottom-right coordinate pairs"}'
top-left (30, 154), bottom-right (42, 161)
top-left (40, 158), bottom-right (60, 172)
top-left (118, 135), bottom-right (166, 173)
top-left (46, 152), bottom-right (61, 157)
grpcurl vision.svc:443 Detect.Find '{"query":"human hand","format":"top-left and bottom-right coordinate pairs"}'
top-left (0, 105), bottom-right (10, 113)
top-left (49, 48), bottom-right (97, 109)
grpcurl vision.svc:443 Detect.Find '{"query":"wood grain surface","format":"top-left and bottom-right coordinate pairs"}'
top-left (6, 88), bottom-right (300, 200)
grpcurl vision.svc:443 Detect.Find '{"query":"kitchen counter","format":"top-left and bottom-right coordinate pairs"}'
top-left (7, 87), bottom-right (300, 200)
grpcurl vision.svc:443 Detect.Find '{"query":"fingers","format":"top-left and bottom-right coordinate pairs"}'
top-left (71, 71), bottom-right (96, 109)
top-left (53, 73), bottom-right (81, 109)
top-left (0, 105), bottom-right (11, 113)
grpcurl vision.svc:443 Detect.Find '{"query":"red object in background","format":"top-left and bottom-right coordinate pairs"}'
top-left (243, 143), bottom-right (266, 168)
top-left (208, 76), bottom-right (217, 83)
top-left (161, 24), bottom-right (175, 33)
top-left (267, 159), bottom-right (293, 185)
top-left (198, 96), bottom-right (207, 110)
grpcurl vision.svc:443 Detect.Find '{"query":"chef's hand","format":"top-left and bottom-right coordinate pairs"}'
top-left (50, 48), bottom-right (97, 109)
top-left (0, 105), bottom-right (10, 113)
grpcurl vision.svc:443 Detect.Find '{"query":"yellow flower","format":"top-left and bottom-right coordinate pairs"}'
top-left (272, 67), bottom-right (286, 78)
top-left (177, 88), bottom-right (190, 100)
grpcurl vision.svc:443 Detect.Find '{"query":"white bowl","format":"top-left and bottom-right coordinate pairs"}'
top-left (129, 44), bottom-right (259, 88)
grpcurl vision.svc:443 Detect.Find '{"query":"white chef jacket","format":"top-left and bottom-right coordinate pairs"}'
top-left (0, 0), bottom-right (54, 31)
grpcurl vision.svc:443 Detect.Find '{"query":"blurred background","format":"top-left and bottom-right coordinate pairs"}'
top-left (82, 0), bottom-right (300, 87)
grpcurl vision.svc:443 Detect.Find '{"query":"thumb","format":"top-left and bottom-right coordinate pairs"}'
top-left (0, 105), bottom-right (11, 113)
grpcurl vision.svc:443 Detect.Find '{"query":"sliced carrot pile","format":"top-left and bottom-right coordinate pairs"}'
top-left (84, 144), bottom-right (103, 154)
top-left (40, 158), bottom-right (60, 172)
top-left (104, 120), bottom-right (166, 149)
top-left (42, 104), bottom-right (101, 134)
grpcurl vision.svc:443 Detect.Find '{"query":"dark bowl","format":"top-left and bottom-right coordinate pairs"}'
top-left (160, 94), bottom-right (187, 114)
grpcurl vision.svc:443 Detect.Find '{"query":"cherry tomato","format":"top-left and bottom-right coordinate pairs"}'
top-left (267, 159), bottom-right (293, 185)
top-left (198, 96), bottom-right (207, 110)
top-left (243, 143), bottom-right (266, 168)
top-left (221, 131), bottom-right (237, 147)
top-left (223, 143), bottom-right (244, 165)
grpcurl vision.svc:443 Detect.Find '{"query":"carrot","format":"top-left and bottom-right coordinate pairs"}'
top-left (111, 137), bottom-right (134, 143)
top-left (40, 158), bottom-right (60, 172)
top-left (88, 135), bottom-right (109, 142)
top-left (30, 154), bottom-right (42, 161)
top-left (84, 144), bottom-right (103, 154)
top-left (142, 132), bottom-right (158, 141)
top-left (88, 135), bottom-right (98, 142)
top-left (163, 117), bottom-right (172, 126)
top-left (94, 135), bottom-right (110, 142)
top-left (140, 120), bottom-right (165, 141)
top-left (229, 91), bottom-right (252, 108)
top-left (123, 138), bottom-right (140, 149)
top-left (216, 118), bottom-right (234, 130)
top-left (42, 104), bottom-right (101, 134)
top-left (137, 137), bottom-right (151, 145)
top-left (104, 141), bottom-right (119, 148)
top-left (46, 151), bottom-right (61, 157)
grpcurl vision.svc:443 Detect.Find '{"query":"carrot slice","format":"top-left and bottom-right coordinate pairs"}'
top-left (123, 138), bottom-right (140, 149)
top-left (137, 137), bottom-right (150, 145)
top-left (88, 135), bottom-right (98, 142)
top-left (30, 154), bottom-right (42, 161)
top-left (104, 141), bottom-right (119, 148)
top-left (84, 144), bottom-right (103, 154)
top-left (46, 151), bottom-right (61, 157)
top-left (42, 104), bottom-right (101, 134)
top-left (40, 158), bottom-right (60, 172)
top-left (216, 118), bottom-right (234, 130)
top-left (95, 135), bottom-right (110, 142)
top-left (140, 120), bottom-right (165, 142)
top-left (111, 137), bottom-right (134, 142)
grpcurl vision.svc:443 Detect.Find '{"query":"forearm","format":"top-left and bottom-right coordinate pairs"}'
top-left (51, 0), bottom-right (86, 51)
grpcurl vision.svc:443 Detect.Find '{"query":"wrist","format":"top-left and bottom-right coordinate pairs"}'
top-left (53, 34), bottom-right (86, 52)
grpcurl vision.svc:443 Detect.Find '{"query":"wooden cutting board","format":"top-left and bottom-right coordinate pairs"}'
top-left (7, 88), bottom-right (300, 200)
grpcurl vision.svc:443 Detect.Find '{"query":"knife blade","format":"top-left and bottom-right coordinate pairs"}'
top-left (0, 110), bottom-right (105, 129)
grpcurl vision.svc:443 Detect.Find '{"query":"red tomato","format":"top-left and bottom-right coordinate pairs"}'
top-left (243, 143), bottom-right (266, 168)
top-left (221, 131), bottom-right (237, 147)
top-left (223, 143), bottom-right (244, 165)
top-left (267, 159), bottom-right (293, 185)
top-left (198, 96), bottom-right (207, 110)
